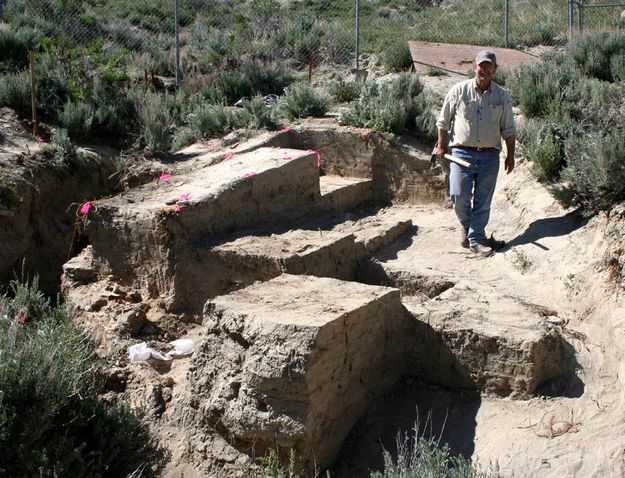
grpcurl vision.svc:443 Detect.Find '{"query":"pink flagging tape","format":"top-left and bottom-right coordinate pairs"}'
top-left (245, 172), bottom-right (257, 177)
top-left (160, 172), bottom-right (172, 180)
top-left (178, 193), bottom-right (190, 202)
top-left (174, 204), bottom-right (182, 213)
top-left (80, 201), bottom-right (92, 215)
top-left (224, 152), bottom-right (234, 161)
top-left (281, 127), bottom-right (293, 132)
top-left (307, 149), bottom-right (321, 167)
top-left (282, 155), bottom-right (292, 161)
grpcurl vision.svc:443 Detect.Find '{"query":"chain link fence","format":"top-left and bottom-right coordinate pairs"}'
top-left (569, 0), bottom-right (625, 32)
top-left (1, 0), bottom-right (624, 81)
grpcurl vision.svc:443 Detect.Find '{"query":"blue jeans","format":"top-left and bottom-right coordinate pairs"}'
top-left (449, 147), bottom-right (500, 247)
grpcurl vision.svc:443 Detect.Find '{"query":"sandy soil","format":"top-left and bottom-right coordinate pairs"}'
top-left (331, 151), bottom-right (625, 477)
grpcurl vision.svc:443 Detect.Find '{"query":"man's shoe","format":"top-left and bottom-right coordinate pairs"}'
top-left (459, 227), bottom-right (469, 248)
top-left (470, 243), bottom-right (494, 257)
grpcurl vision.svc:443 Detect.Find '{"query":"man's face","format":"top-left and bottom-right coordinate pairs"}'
top-left (475, 61), bottom-right (496, 83)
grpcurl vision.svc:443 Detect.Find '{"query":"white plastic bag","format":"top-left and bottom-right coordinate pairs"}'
top-left (128, 342), bottom-right (151, 362)
top-left (169, 338), bottom-right (195, 357)
top-left (128, 342), bottom-right (172, 362)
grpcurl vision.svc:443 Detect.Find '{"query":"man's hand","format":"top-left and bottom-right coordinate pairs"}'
top-left (505, 155), bottom-right (515, 174)
top-left (437, 144), bottom-right (447, 159)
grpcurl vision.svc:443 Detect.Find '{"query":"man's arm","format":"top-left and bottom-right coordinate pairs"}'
top-left (504, 135), bottom-right (515, 174)
top-left (437, 129), bottom-right (448, 158)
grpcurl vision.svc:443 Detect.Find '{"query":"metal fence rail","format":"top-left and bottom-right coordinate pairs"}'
top-left (569, 0), bottom-right (625, 32)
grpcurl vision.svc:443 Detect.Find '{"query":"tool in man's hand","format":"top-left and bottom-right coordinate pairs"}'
top-left (430, 145), bottom-right (472, 169)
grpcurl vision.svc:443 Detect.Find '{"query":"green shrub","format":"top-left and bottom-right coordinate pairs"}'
top-left (204, 70), bottom-right (253, 105)
top-left (569, 30), bottom-right (625, 82)
top-left (0, 26), bottom-right (39, 72)
top-left (91, 87), bottom-right (138, 144)
top-left (370, 432), bottom-right (501, 478)
top-left (340, 74), bottom-right (435, 138)
top-left (519, 119), bottom-right (570, 183)
top-left (137, 92), bottom-right (175, 153)
top-left (383, 40), bottom-right (412, 72)
top-left (59, 101), bottom-right (94, 142)
top-left (610, 52), bottom-right (625, 82)
top-left (172, 126), bottom-right (199, 151)
top-left (0, 71), bottom-right (31, 114)
top-left (46, 128), bottom-right (73, 161)
top-left (277, 82), bottom-right (329, 120)
top-left (273, 15), bottom-right (325, 66)
top-left (554, 130), bottom-right (625, 213)
top-left (425, 65), bottom-right (446, 77)
top-left (201, 63), bottom-right (293, 106)
top-left (189, 103), bottom-right (246, 138)
top-left (0, 280), bottom-right (169, 477)
top-left (242, 95), bottom-right (280, 130)
top-left (242, 62), bottom-right (294, 97)
top-left (508, 54), bottom-right (581, 118)
top-left (329, 80), bottom-right (362, 103)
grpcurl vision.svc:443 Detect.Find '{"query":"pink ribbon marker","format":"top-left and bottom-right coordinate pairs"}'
top-left (245, 172), bottom-right (257, 177)
top-left (17, 314), bottom-right (25, 324)
top-left (361, 129), bottom-right (373, 139)
top-left (37, 136), bottom-right (45, 143)
top-left (178, 193), bottom-right (190, 202)
top-left (160, 172), bottom-right (172, 180)
top-left (307, 149), bottom-right (321, 167)
top-left (174, 204), bottom-right (182, 213)
top-left (80, 201), bottom-right (92, 215)
top-left (281, 127), bottom-right (293, 133)
top-left (224, 152), bottom-right (234, 161)
top-left (282, 155), bottom-right (292, 161)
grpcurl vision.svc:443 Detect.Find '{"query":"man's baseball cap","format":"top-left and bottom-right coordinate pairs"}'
top-left (475, 50), bottom-right (497, 66)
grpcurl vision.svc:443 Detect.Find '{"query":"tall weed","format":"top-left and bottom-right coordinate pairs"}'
top-left (369, 420), bottom-right (503, 478)
top-left (136, 91), bottom-right (176, 153)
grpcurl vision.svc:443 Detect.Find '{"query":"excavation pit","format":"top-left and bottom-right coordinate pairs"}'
top-left (60, 126), bottom-right (580, 476)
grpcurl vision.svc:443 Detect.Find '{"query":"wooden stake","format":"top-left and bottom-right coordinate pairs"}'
top-left (29, 50), bottom-right (37, 137)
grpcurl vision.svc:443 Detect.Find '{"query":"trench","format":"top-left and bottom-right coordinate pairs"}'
top-left (53, 126), bottom-right (582, 476)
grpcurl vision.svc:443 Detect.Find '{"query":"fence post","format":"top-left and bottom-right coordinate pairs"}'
top-left (29, 50), bottom-right (38, 137)
top-left (579, 0), bottom-right (584, 32)
top-left (355, 0), bottom-right (360, 80)
top-left (504, 0), bottom-right (509, 48)
top-left (568, 0), bottom-right (573, 36)
top-left (175, 0), bottom-right (181, 87)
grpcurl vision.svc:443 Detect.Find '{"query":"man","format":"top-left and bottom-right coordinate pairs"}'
top-left (436, 49), bottom-right (516, 258)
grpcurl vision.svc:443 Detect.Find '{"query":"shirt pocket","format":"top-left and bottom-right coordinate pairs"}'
top-left (487, 103), bottom-right (503, 124)
top-left (458, 100), bottom-right (477, 120)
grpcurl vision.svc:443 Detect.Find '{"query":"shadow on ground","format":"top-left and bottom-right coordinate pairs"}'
top-left (330, 380), bottom-right (481, 478)
top-left (505, 211), bottom-right (589, 251)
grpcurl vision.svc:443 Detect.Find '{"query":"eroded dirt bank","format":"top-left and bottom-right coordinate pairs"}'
top-left (0, 109), bottom-right (118, 295)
